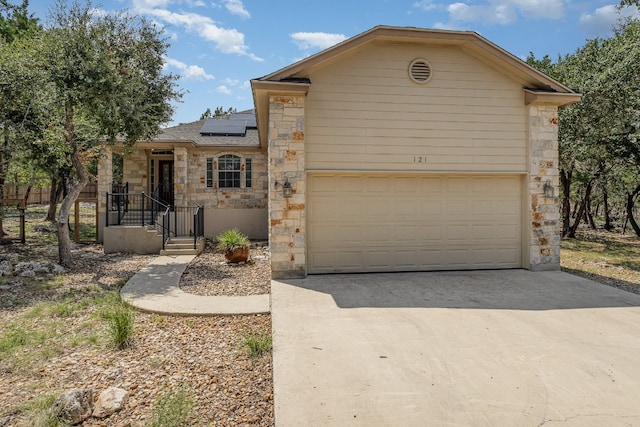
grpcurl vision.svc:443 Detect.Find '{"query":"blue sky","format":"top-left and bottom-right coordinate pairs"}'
top-left (30, 0), bottom-right (640, 126)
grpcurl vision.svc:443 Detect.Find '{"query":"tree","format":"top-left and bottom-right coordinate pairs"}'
top-left (19, 0), bottom-right (182, 266)
top-left (199, 106), bottom-right (236, 120)
top-left (0, 0), bottom-right (40, 237)
top-left (527, 17), bottom-right (640, 236)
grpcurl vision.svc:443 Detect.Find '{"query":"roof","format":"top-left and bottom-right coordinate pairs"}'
top-left (251, 25), bottom-right (582, 144)
top-left (152, 110), bottom-right (260, 148)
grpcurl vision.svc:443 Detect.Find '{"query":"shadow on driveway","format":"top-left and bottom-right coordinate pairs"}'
top-left (278, 269), bottom-right (640, 310)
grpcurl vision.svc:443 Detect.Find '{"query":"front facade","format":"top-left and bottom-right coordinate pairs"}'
top-left (252, 26), bottom-right (581, 278)
top-left (97, 111), bottom-right (269, 248)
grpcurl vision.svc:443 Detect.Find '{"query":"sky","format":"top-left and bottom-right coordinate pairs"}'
top-left (30, 0), bottom-right (640, 127)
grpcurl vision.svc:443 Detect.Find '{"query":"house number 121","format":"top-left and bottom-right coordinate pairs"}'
top-left (413, 156), bottom-right (427, 163)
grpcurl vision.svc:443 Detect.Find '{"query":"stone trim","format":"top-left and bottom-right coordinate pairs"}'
top-left (268, 95), bottom-right (307, 278)
top-left (528, 104), bottom-right (561, 271)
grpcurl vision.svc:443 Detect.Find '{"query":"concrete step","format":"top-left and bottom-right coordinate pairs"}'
top-left (160, 237), bottom-right (206, 256)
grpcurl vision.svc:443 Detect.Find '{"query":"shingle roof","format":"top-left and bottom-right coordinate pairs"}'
top-left (154, 110), bottom-right (259, 147)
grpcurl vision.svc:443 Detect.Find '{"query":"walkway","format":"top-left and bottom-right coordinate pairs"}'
top-left (120, 255), bottom-right (270, 315)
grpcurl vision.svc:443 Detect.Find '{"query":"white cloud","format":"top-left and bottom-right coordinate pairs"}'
top-left (133, 3), bottom-right (263, 61)
top-left (430, 0), bottom-right (565, 26)
top-left (223, 0), bottom-right (250, 18)
top-left (290, 32), bottom-right (347, 50)
top-left (222, 77), bottom-right (240, 86)
top-left (165, 57), bottom-right (214, 80)
top-left (133, 0), bottom-right (171, 8)
top-left (579, 5), bottom-right (640, 36)
top-left (216, 85), bottom-right (232, 95)
top-left (413, 0), bottom-right (437, 11)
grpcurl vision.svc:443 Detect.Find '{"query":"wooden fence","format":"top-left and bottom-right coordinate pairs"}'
top-left (2, 183), bottom-right (98, 205)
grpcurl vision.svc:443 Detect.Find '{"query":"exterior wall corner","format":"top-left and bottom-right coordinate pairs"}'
top-left (527, 104), bottom-right (561, 271)
top-left (267, 95), bottom-right (307, 278)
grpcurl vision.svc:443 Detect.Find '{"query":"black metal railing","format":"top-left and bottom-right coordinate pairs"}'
top-left (106, 191), bottom-right (169, 229)
top-left (193, 206), bottom-right (204, 249)
top-left (172, 206), bottom-right (204, 238)
top-left (105, 191), bottom-right (204, 251)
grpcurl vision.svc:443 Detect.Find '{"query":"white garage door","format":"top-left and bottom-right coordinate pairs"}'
top-left (307, 174), bottom-right (522, 274)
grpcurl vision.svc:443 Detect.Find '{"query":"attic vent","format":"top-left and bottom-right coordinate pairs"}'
top-left (409, 58), bottom-right (432, 84)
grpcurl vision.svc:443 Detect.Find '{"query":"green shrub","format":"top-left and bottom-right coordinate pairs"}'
top-left (147, 387), bottom-right (194, 427)
top-left (215, 228), bottom-right (250, 251)
top-left (105, 302), bottom-right (135, 349)
top-left (243, 331), bottom-right (272, 358)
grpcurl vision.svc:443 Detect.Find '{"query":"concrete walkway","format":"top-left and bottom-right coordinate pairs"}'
top-left (120, 255), bottom-right (270, 315)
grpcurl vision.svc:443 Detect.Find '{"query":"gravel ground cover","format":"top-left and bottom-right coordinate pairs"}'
top-left (0, 225), bottom-right (273, 426)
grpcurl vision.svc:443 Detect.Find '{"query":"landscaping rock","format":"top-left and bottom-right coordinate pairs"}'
top-left (53, 388), bottom-right (94, 425)
top-left (93, 387), bottom-right (129, 418)
top-left (0, 261), bottom-right (11, 276)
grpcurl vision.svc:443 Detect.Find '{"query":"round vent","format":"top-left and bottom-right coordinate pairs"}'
top-left (409, 58), bottom-right (432, 84)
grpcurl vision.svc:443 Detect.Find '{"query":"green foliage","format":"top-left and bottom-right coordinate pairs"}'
top-left (199, 106), bottom-right (237, 120)
top-left (104, 300), bottom-right (135, 349)
top-left (528, 18), bottom-right (640, 234)
top-left (243, 330), bottom-right (272, 358)
top-left (0, 0), bottom-right (39, 43)
top-left (147, 386), bottom-right (194, 427)
top-left (216, 228), bottom-right (250, 251)
top-left (0, 0), bottom-right (183, 266)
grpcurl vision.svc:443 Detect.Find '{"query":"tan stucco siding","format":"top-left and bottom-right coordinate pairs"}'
top-left (304, 43), bottom-right (528, 172)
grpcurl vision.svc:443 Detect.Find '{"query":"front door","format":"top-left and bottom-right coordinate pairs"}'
top-left (158, 160), bottom-right (174, 207)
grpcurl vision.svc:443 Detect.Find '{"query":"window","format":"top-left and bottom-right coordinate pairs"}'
top-left (206, 158), bottom-right (213, 188)
top-left (218, 154), bottom-right (241, 188)
top-left (205, 154), bottom-right (252, 189)
top-left (245, 158), bottom-right (252, 188)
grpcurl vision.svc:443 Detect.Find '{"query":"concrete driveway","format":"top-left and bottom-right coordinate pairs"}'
top-left (271, 270), bottom-right (640, 426)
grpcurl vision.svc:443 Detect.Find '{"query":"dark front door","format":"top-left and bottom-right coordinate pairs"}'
top-left (158, 160), bottom-right (174, 206)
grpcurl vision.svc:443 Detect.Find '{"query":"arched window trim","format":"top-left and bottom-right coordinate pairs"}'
top-left (205, 152), bottom-right (251, 189)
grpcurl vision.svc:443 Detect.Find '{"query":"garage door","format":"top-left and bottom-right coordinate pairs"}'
top-left (307, 174), bottom-right (522, 274)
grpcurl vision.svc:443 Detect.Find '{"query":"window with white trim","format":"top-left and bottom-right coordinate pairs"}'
top-left (205, 154), bottom-right (252, 189)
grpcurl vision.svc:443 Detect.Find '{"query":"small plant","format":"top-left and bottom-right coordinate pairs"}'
top-left (105, 302), bottom-right (135, 350)
top-left (147, 386), bottom-right (194, 427)
top-left (243, 330), bottom-right (272, 358)
top-left (216, 228), bottom-right (250, 263)
top-left (215, 228), bottom-right (250, 251)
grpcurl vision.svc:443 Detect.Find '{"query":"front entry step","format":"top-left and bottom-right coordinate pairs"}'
top-left (160, 237), bottom-right (205, 256)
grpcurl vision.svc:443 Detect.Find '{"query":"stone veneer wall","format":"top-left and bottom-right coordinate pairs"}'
top-left (268, 95), bottom-right (307, 279)
top-left (528, 104), bottom-right (561, 271)
top-left (96, 147), bottom-right (113, 243)
top-left (121, 149), bottom-right (148, 194)
top-left (185, 149), bottom-right (268, 209)
top-left (173, 146), bottom-right (188, 207)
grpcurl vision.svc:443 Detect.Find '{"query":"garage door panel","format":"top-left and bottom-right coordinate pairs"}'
top-left (308, 174), bottom-right (522, 274)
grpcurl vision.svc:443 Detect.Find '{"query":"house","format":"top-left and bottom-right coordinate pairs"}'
top-left (97, 25), bottom-right (580, 276)
top-left (96, 111), bottom-right (268, 253)
top-left (250, 25), bottom-right (581, 278)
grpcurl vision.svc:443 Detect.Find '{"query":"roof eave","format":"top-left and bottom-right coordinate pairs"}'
top-left (524, 89), bottom-right (582, 107)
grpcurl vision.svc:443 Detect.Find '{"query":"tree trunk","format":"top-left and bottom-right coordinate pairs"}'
top-left (560, 168), bottom-right (572, 237)
top-left (625, 183), bottom-right (640, 237)
top-left (0, 127), bottom-right (8, 237)
top-left (57, 101), bottom-right (88, 268)
top-left (46, 176), bottom-right (59, 221)
top-left (584, 193), bottom-right (596, 229)
top-left (603, 182), bottom-right (614, 231)
top-left (567, 178), bottom-right (597, 238)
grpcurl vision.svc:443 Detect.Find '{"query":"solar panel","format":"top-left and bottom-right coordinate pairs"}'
top-left (228, 113), bottom-right (257, 128)
top-left (199, 120), bottom-right (246, 136)
top-left (199, 111), bottom-right (257, 135)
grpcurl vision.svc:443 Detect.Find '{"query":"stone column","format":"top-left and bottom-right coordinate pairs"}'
top-left (268, 95), bottom-right (306, 279)
top-left (96, 146), bottom-right (113, 243)
top-left (528, 104), bottom-right (561, 271)
top-left (173, 146), bottom-right (188, 207)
